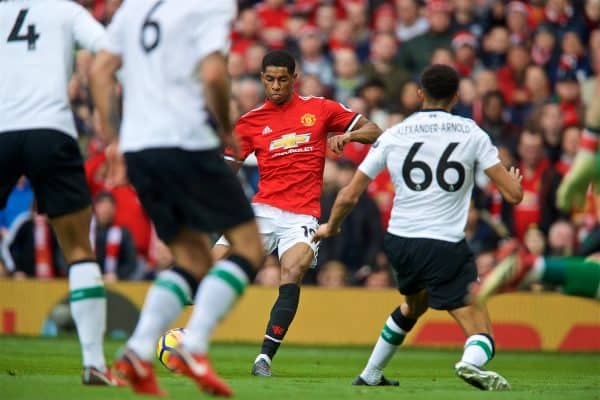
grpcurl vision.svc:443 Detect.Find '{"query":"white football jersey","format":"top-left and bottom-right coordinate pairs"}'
top-left (103, 0), bottom-right (236, 152)
top-left (359, 110), bottom-right (500, 242)
top-left (0, 0), bottom-right (107, 138)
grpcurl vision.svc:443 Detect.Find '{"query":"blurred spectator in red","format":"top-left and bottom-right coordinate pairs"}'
top-left (345, 0), bottom-right (371, 61)
top-left (452, 0), bottom-right (485, 37)
top-left (557, 30), bottom-right (593, 83)
top-left (92, 192), bottom-right (138, 282)
top-left (372, 4), bottom-right (396, 35)
top-left (497, 44), bottom-right (531, 108)
top-left (547, 220), bottom-right (577, 256)
top-left (246, 42), bottom-right (269, 78)
top-left (397, 80), bottom-right (421, 118)
top-left (228, 52), bottom-right (246, 80)
top-left (367, 170), bottom-right (394, 231)
top-left (329, 19), bottom-right (355, 52)
top-left (299, 74), bottom-right (327, 97)
top-left (234, 77), bottom-right (264, 114)
top-left (332, 48), bottom-right (364, 104)
top-left (315, 3), bottom-right (337, 38)
top-left (255, 0), bottom-right (290, 49)
top-left (533, 102), bottom-right (565, 161)
top-left (554, 72), bottom-right (584, 128)
top-left (524, 225), bottom-right (546, 256)
top-left (510, 131), bottom-right (562, 239)
top-left (394, 0), bottom-right (430, 42)
top-left (231, 8), bottom-right (261, 55)
top-left (480, 90), bottom-right (519, 153)
top-left (396, 0), bottom-right (453, 77)
top-left (505, 1), bottom-right (530, 45)
top-left (481, 25), bottom-right (510, 69)
top-left (298, 26), bottom-right (334, 88)
top-left (524, 65), bottom-right (552, 107)
top-left (555, 125), bottom-right (581, 176)
top-left (453, 77), bottom-right (477, 118)
top-left (362, 32), bottom-right (409, 106)
top-left (472, 69), bottom-right (499, 123)
top-left (531, 24), bottom-right (559, 78)
top-left (452, 31), bottom-right (481, 77)
top-left (84, 140), bottom-right (155, 273)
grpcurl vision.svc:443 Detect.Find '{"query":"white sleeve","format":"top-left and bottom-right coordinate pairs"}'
top-left (358, 134), bottom-right (388, 179)
top-left (101, 3), bottom-right (127, 55)
top-left (70, 2), bottom-right (108, 52)
top-left (191, 1), bottom-right (237, 62)
top-left (474, 125), bottom-right (500, 170)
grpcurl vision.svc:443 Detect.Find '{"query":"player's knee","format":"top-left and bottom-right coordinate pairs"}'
top-left (401, 300), bottom-right (427, 320)
top-left (280, 264), bottom-right (304, 284)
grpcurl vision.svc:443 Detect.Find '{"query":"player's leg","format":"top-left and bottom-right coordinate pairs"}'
top-left (160, 149), bottom-right (263, 395)
top-left (252, 241), bottom-right (313, 376)
top-left (473, 241), bottom-right (600, 303)
top-left (23, 130), bottom-right (118, 386)
top-left (354, 290), bottom-right (427, 386)
top-left (449, 304), bottom-right (509, 391)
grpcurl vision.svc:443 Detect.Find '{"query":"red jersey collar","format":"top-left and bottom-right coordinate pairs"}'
top-left (264, 92), bottom-right (299, 111)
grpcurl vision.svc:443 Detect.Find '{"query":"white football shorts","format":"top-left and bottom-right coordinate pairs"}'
top-left (215, 203), bottom-right (319, 268)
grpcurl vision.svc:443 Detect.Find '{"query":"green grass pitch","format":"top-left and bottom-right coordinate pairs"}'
top-left (1, 336), bottom-right (598, 399)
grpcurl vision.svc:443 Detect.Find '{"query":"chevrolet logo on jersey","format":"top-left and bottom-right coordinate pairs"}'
top-left (269, 133), bottom-right (311, 150)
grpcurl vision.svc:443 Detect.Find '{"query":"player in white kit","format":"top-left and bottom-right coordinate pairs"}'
top-left (314, 64), bottom-right (523, 391)
top-left (90, 0), bottom-right (264, 396)
top-left (0, 0), bottom-right (122, 387)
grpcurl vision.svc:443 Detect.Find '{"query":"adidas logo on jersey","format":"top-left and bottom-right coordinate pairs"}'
top-left (262, 126), bottom-right (273, 135)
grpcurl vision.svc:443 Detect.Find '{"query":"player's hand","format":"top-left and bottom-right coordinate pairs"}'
top-left (328, 133), bottom-right (350, 155)
top-left (312, 223), bottom-right (340, 243)
top-left (508, 166), bottom-right (523, 184)
top-left (220, 131), bottom-right (240, 161)
top-left (105, 143), bottom-right (127, 188)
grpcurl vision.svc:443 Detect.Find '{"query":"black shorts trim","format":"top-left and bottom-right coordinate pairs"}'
top-left (125, 148), bottom-right (254, 243)
top-left (384, 233), bottom-right (477, 310)
top-left (0, 129), bottom-right (90, 218)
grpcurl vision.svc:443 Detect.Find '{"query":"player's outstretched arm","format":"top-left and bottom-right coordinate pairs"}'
top-left (329, 116), bottom-right (382, 155)
top-left (90, 50), bottom-right (122, 143)
top-left (485, 164), bottom-right (523, 204)
top-left (313, 171), bottom-right (372, 242)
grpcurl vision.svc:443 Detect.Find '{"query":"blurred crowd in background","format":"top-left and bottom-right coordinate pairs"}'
top-left (1, 0), bottom-right (599, 291)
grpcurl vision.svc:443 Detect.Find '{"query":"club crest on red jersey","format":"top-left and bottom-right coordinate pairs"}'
top-left (300, 113), bottom-right (316, 127)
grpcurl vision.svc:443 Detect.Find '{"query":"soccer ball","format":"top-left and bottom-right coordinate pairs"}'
top-left (156, 328), bottom-right (187, 371)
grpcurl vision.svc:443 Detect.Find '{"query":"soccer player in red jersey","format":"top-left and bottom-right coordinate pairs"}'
top-left (213, 50), bottom-right (383, 376)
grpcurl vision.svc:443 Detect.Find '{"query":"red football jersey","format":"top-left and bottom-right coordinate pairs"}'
top-left (236, 93), bottom-right (360, 218)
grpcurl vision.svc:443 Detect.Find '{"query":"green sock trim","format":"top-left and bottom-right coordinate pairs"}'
top-left (69, 286), bottom-right (105, 302)
top-left (209, 268), bottom-right (246, 296)
top-left (465, 340), bottom-right (492, 361)
top-left (381, 324), bottom-right (405, 346)
top-left (155, 278), bottom-right (191, 306)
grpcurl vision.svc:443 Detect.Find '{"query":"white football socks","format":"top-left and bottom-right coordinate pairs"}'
top-left (182, 259), bottom-right (249, 354)
top-left (360, 316), bottom-right (408, 384)
top-left (69, 261), bottom-right (107, 371)
top-left (460, 334), bottom-right (494, 367)
top-left (128, 269), bottom-right (192, 360)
